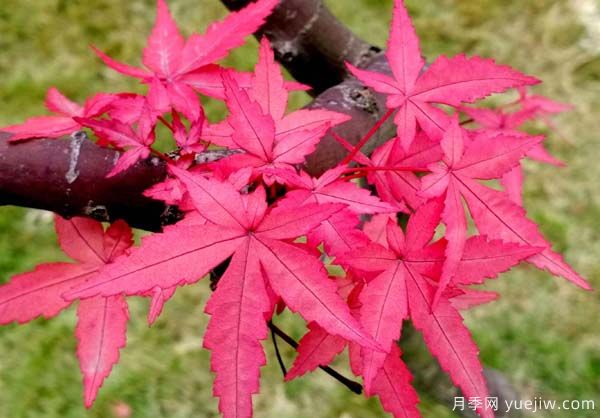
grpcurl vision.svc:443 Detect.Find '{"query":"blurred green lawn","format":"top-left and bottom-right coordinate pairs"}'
top-left (1, 0), bottom-right (599, 417)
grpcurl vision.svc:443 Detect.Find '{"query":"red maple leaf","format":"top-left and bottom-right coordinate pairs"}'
top-left (365, 133), bottom-right (441, 212)
top-left (460, 105), bottom-right (565, 168)
top-left (288, 278), bottom-right (421, 418)
top-left (332, 129), bottom-right (440, 212)
top-left (209, 39), bottom-right (350, 180)
top-left (170, 110), bottom-right (206, 154)
top-left (347, 0), bottom-right (539, 152)
top-left (66, 168), bottom-right (381, 418)
top-left (92, 0), bottom-right (284, 119)
top-left (267, 165), bottom-right (396, 259)
top-left (75, 116), bottom-right (156, 177)
top-left (339, 199), bottom-right (539, 417)
top-left (271, 165), bottom-right (398, 215)
top-left (0, 217), bottom-right (133, 407)
top-left (420, 116), bottom-right (590, 303)
top-left (73, 79), bottom-right (176, 176)
top-left (3, 88), bottom-right (117, 141)
top-left (460, 93), bottom-right (568, 205)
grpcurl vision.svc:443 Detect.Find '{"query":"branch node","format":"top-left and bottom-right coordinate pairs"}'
top-left (83, 200), bottom-right (110, 222)
top-left (272, 40), bottom-right (299, 64)
top-left (357, 46), bottom-right (382, 68)
top-left (160, 205), bottom-right (184, 227)
top-left (344, 86), bottom-right (379, 115)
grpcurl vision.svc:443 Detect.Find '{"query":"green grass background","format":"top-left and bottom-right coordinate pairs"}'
top-left (0, 0), bottom-right (599, 417)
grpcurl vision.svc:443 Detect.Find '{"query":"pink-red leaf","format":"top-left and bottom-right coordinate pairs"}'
top-left (204, 240), bottom-right (270, 418)
top-left (286, 322), bottom-right (346, 380)
top-left (146, 286), bottom-right (177, 325)
top-left (223, 71), bottom-right (276, 161)
top-left (412, 54), bottom-right (539, 105)
top-left (177, 0), bottom-right (278, 75)
top-left (45, 87), bottom-right (83, 116)
top-left (253, 37), bottom-right (287, 120)
top-left (349, 2), bottom-right (539, 149)
top-left (387, 0), bottom-right (424, 92)
top-left (455, 132), bottom-right (544, 179)
top-left (76, 295), bottom-right (129, 408)
top-left (407, 269), bottom-right (493, 418)
top-left (91, 45), bottom-right (151, 79)
top-left (458, 178), bottom-right (591, 290)
top-left (454, 236), bottom-right (542, 286)
top-left (255, 203), bottom-right (343, 240)
top-left (66, 224), bottom-right (246, 299)
top-left (4, 116), bottom-right (80, 141)
top-left (142, 0), bottom-right (184, 77)
top-left (0, 263), bottom-right (98, 324)
top-left (369, 346), bottom-right (421, 418)
top-left (435, 179), bottom-right (466, 307)
top-left (254, 237), bottom-right (380, 351)
top-left (56, 216), bottom-right (106, 264)
top-left (359, 262), bottom-right (409, 391)
top-left (172, 166), bottom-right (251, 230)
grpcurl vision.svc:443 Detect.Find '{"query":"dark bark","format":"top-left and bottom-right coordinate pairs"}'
top-left (0, 0), bottom-right (392, 230)
top-left (0, 131), bottom-right (172, 231)
top-left (306, 54), bottom-right (394, 175)
top-left (221, 0), bottom-right (381, 94)
top-left (0, 53), bottom-right (394, 229)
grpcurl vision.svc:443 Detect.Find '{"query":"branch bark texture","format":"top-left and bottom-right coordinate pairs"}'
top-left (0, 131), bottom-right (171, 231)
top-left (0, 0), bottom-right (394, 231)
top-left (221, 0), bottom-right (381, 94)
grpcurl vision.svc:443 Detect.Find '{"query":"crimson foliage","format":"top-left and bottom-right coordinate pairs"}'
top-left (0, 1), bottom-right (589, 417)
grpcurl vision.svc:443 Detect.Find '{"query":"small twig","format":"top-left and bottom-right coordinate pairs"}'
top-left (210, 272), bottom-right (362, 395)
top-left (158, 115), bottom-right (174, 132)
top-left (269, 321), bottom-right (288, 377)
top-left (267, 321), bottom-right (363, 395)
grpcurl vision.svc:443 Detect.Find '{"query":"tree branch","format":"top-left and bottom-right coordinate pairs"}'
top-left (0, 0), bottom-right (395, 230)
top-left (0, 53), bottom-right (393, 228)
top-left (0, 131), bottom-right (173, 231)
top-left (221, 0), bottom-right (380, 94)
top-left (268, 321), bottom-right (363, 395)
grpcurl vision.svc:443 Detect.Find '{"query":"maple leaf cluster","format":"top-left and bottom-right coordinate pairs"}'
top-left (0, 1), bottom-right (590, 417)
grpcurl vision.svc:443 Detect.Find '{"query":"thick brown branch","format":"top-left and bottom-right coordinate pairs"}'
top-left (221, 0), bottom-right (380, 94)
top-left (0, 0), bottom-right (391, 230)
top-left (0, 131), bottom-right (172, 231)
top-left (0, 52), bottom-right (393, 229)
